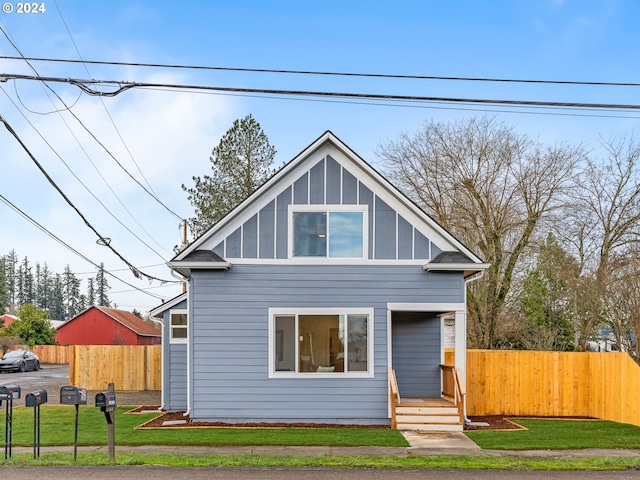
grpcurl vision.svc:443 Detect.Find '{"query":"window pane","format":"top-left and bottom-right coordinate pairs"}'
top-left (347, 315), bottom-right (368, 371)
top-left (329, 212), bottom-right (363, 258)
top-left (275, 316), bottom-right (296, 372)
top-left (293, 213), bottom-right (326, 257)
top-left (299, 315), bottom-right (341, 372)
top-left (171, 313), bottom-right (187, 326)
top-left (172, 327), bottom-right (187, 339)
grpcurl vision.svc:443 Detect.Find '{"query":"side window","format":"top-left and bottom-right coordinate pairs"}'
top-left (170, 309), bottom-right (188, 344)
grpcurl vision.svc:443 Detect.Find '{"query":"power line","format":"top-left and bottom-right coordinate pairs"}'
top-left (1, 55), bottom-right (639, 88)
top-left (0, 193), bottom-right (170, 300)
top-left (0, 113), bottom-right (179, 285)
top-left (52, 0), bottom-right (163, 201)
top-left (1, 73), bottom-right (638, 111)
top-left (0, 85), bottom-right (173, 260)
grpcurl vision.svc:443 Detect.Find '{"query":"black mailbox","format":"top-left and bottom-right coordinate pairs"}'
top-left (95, 391), bottom-right (116, 409)
top-left (60, 386), bottom-right (87, 405)
top-left (25, 389), bottom-right (48, 407)
top-left (0, 384), bottom-right (21, 400)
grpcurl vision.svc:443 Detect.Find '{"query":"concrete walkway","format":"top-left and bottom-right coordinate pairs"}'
top-left (7, 432), bottom-right (640, 458)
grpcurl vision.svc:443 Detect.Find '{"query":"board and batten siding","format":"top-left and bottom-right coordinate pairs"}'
top-left (161, 299), bottom-right (188, 411)
top-left (187, 265), bottom-right (464, 424)
top-left (212, 155), bottom-right (442, 261)
top-left (391, 312), bottom-right (442, 398)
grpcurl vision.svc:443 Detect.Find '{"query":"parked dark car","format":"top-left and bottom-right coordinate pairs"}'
top-left (0, 350), bottom-right (40, 373)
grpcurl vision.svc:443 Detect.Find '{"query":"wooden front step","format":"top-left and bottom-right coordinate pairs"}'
top-left (395, 400), bottom-right (463, 432)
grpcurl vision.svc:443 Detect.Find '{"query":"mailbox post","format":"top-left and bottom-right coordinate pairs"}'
top-left (60, 385), bottom-right (87, 461)
top-left (95, 383), bottom-right (116, 462)
top-left (25, 389), bottom-right (48, 458)
top-left (0, 384), bottom-right (21, 459)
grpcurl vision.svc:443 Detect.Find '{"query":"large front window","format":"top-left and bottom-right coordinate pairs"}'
top-left (270, 308), bottom-right (373, 377)
top-left (291, 207), bottom-right (366, 258)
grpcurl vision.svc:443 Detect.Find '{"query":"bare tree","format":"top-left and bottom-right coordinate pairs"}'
top-left (378, 116), bottom-right (583, 348)
top-left (561, 136), bottom-right (640, 351)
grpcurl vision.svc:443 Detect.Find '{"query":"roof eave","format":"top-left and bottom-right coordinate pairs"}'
top-left (423, 262), bottom-right (490, 278)
top-left (166, 261), bottom-right (231, 278)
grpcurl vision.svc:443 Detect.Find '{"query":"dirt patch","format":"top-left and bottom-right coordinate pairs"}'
top-left (135, 410), bottom-right (390, 429)
top-left (464, 416), bottom-right (526, 431)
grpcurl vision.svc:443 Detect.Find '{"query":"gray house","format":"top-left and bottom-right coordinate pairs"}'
top-left (152, 131), bottom-right (488, 430)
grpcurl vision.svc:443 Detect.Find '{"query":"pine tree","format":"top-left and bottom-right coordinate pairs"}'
top-left (62, 265), bottom-right (81, 319)
top-left (95, 263), bottom-right (111, 307)
top-left (182, 114), bottom-right (276, 237)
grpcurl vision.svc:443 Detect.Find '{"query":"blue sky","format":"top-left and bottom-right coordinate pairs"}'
top-left (0, 0), bottom-right (638, 313)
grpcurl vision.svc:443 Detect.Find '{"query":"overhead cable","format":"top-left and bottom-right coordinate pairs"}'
top-left (1, 55), bottom-right (639, 88)
top-left (0, 113), bottom-right (179, 285)
top-left (1, 73), bottom-right (639, 111)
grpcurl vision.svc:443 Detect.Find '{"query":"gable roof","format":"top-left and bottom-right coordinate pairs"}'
top-left (60, 306), bottom-right (161, 337)
top-left (172, 131), bottom-right (488, 274)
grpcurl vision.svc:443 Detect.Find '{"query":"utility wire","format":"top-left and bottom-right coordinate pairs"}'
top-left (1, 55), bottom-right (639, 88)
top-left (0, 25), bottom-right (178, 254)
top-left (0, 113), bottom-right (179, 285)
top-left (0, 28), bottom-right (183, 221)
top-left (53, 0), bottom-right (162, 200)
top-left (0, 193), bottom-right (170, 300)
top-left (1, 73), bottom-right (638, 111)
top-left (1, 85), bottom-right (172, 260)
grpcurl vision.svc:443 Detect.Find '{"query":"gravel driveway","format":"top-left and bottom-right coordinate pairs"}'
top-left (0, 363), bottom-right (160, 406)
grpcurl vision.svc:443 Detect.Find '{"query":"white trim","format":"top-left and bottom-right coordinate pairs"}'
top-left (169, 309), bottom-right (188, 344)
top-left (387, 302), bottom-right (466, 312)
top-left (288, 205), bottom-right (369, 260)
top-left (424, 263), bottom-right (490, 272)
top-left (167, 261), bottom-right (231, 270)
top-left (386, 308), bottom-right (393, 419)
top-left (216, 258), bottom-right (430, 266)
top-left (150, 292), bottom-right (187, 318)
top-left (180, 134), bottom-right (484, 265)
top-left (268, 307), bottom-right (374, 379)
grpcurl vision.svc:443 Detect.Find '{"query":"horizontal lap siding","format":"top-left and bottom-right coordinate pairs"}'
top-left (189, 265), bottom-right (463, 423)
top-left (162, 299), bottom-right (188, 412)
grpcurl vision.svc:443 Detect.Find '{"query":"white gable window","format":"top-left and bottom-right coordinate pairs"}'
top-left (291, 206), bottom-right (367, 259)
top-left (170, 309), bottom-right (188, 344)
top-left (269, 308), bottom-right (373, 378)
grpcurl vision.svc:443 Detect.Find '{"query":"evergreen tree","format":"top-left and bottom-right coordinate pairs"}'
top-left (49, 274), bottom-right (65, 320)
top-left (4, 250), bottom-right (18, 311)
top-left (183, 114), bottom-right (276, 237)
top-left (0, 257), bottom-right (7, 314)
top-left (62, 265), bottom-right (81, 319)
top-left (17, 256), bottom-right (34, 306)
top-left (95, 263), bottom-right (111, 307)
top-left (519, 233), bottom-right (580, 351)
top-left (86, 277), bottom-right (96, 306)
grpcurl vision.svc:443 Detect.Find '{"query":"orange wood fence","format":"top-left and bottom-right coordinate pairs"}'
top-left (30, 345), bottom-right (70, 364)
top-left (465, 350), bottom-right (640, 427)
top-left (69, 345), bottom-right (161, 391)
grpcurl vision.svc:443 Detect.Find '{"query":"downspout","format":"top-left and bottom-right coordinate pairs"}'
top-left (148, 317), bottom-right (165, 412)
top-left (462, 270), bottom-right (484, 424)
top-left (169, 268), bottom-right (192, 418)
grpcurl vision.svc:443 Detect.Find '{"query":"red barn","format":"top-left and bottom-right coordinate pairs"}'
top-left (56, 306), bottom-right (161, 345)
top-left (0, 314), bottom-right (18, 328)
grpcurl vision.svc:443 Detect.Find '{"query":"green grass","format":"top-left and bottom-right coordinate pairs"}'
top-left (1, 452), bottom-right (640, 470)
top-left (1, 405), bottom-right (408, 447)
top-left (465, 418), bottom-right (640, 450)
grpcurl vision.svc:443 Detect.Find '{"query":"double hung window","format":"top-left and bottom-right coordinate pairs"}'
top-left (170, 309), bottom-right (188, 343)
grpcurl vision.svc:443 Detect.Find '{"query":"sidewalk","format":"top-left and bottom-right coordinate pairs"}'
top-left (7, 432), bottom-right (640, 458)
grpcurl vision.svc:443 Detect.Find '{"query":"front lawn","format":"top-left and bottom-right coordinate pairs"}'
top-left (2, 405), bottom-right (408, 447)
top-left (465, 418), bottom-right (640, 450)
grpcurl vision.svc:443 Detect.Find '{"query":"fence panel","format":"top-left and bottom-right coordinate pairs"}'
top-left (30, 345), bottom-right (70, 364)
top-left (466, 350), bottom-right (640, 427)
top-left (70, 345), bottom-right (161, 391)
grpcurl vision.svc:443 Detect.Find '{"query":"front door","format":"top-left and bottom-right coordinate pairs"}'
top-left (391, 311), bottom-right (441, 398)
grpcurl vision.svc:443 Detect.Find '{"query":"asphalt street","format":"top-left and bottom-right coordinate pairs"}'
top-left (1, 466), bottom-right (640, 479)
